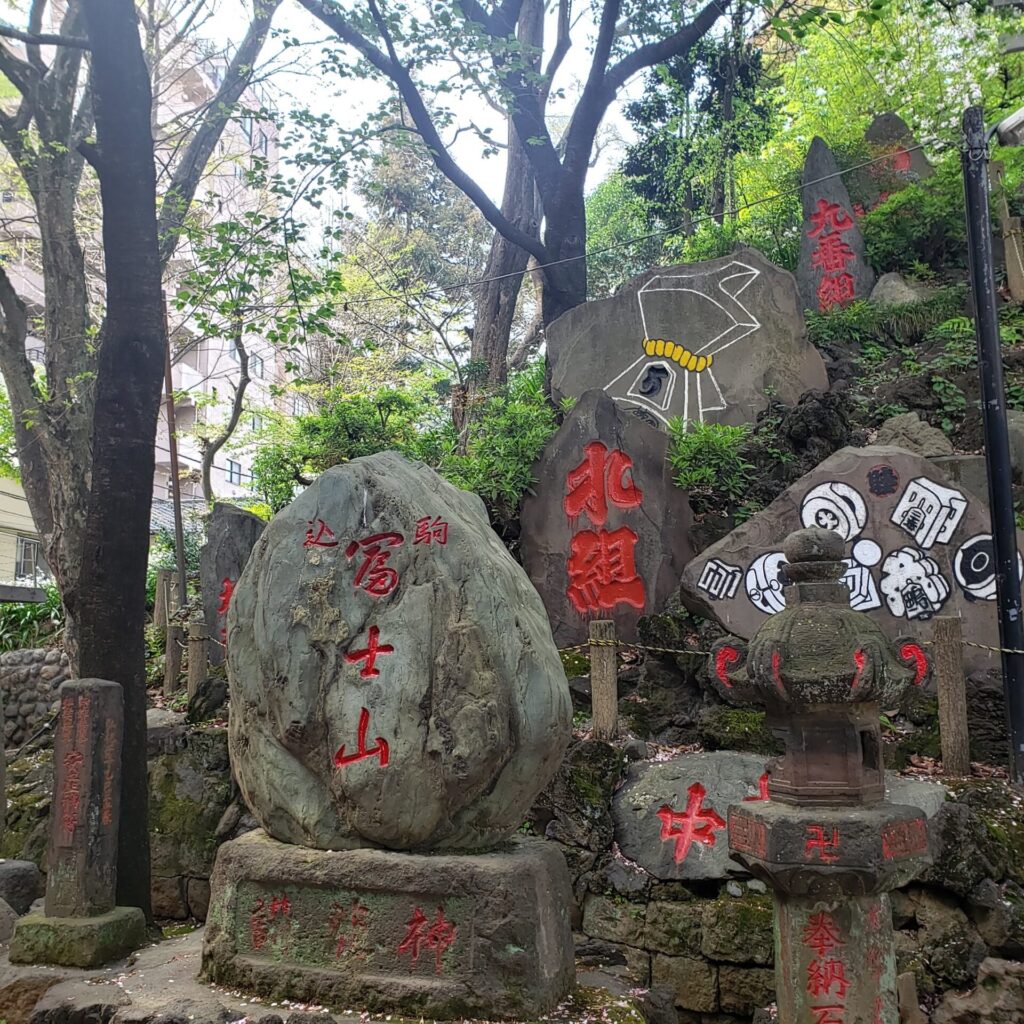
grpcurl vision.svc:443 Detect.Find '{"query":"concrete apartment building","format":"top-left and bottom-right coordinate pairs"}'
top-left (0, 8), bottom-right (299, 578)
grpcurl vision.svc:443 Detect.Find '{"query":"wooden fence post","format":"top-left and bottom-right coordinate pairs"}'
top-left (164, 623), bottom-right (183, 697)
top-left (933, 616), bottom-right (971, 777)
top-left (590, 619), bottom-right (618, 740)
top-left (153, 568), bottom-right (173, 630)
top-left (187, 615), bottom-right (209, 701)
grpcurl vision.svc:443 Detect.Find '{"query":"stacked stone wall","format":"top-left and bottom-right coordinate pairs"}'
top-left (0, 648), bottom-right (69, 748)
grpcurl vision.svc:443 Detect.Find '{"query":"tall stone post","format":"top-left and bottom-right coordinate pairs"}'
top-left (710, 528), bottom-right (932, 1024)
top-left (10, 680), bottom-right (146, 967)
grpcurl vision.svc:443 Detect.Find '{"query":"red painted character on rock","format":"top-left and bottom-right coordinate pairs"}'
top-left (344, 626), bottom-right (395, 679)
top-left (216, 577), bottom-right (234, 642)
top-left (333, 706), bottom-right (390, 769)
top-left (656, 782), bottom-right (726, 863)
top-left (304, 518), bottom-right (339, 548)
top-left (397, 906), bottom-right (458, 973)
top-left (328, 900), bottom-right (369, 957)
top-left (807, 198), bottom-right (858, 311)
top-left (566, 526), bottom-right (646, 614)
top-left (564, 441), bottom-right (643, 527)
top-left (345, 533), bottom-right (404, 597)
top-left (414, 516), bottom-right (449, 545)
top-left (804, 825), bottom-right (841, 864)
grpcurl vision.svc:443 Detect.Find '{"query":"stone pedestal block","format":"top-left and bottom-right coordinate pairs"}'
top-left (9, 906), bottom-right (146, 968)
top-left (201, 830), bottom-right (575, 1019)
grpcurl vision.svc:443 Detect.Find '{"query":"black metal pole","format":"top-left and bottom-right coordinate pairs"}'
top-left (962, 105), bottom-right (1024, 782)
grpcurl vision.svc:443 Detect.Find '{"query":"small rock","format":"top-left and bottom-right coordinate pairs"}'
top-left (0, 858), bottom-right (43, 914)
top-left (933, 957), bottom-right (1024, 1024)
top-left (29, 979), bottom-right (131, 1024)
top-left (875, 412), bottom-right (953, 457)
top-left (747, 879), bottom-right (767, 894)
top-left (870, 272), bottom-right (933, 306)
top-left (726, 881), bottom-right (744, 898)
top-left (286, 1015), bottom-right (337, 1024)
top-left (0, 895), bottom-right (17, 941)
top-left (621, 737), bottom-right (649, 762)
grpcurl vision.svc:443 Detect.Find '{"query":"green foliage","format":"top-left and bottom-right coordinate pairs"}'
top-left (146, 521), bottom-right (204, 606)
top-left (861, 162), bottom-right (968, 274)
top-left (666, 420), bottom-right (753, 503)
top-left (806, 285), bottom-right (966, 353)
top-left (930, 375), bottom-right (968, 434)
top-left (586, 172), bottom-right (664, 298)
top-left (414, 364), bottom-right (558, 528)
top-left (0, 586), bottom-right (63, 652)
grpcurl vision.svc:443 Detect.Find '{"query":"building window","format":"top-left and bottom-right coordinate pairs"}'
top-left (226, 343), bottom-right (239, 363)
top-left (26, 346), bottom-right (43, 364)
top-left (227, 460), bottom-right (242, 485)
top-left (250, 413), bottom-right (263, 432)
top-left (15, 536), bottom-right (48, 584)
top-left (1, 190), bottom-right (14, 204)
top-left (291, 395), bottom-right (304, 416)
top-left (241, 115), bottom-right (253, 141)
top-left (256, 130), bottom-right (269, 157)
top-left (250, 353), bottom-right (264, 379)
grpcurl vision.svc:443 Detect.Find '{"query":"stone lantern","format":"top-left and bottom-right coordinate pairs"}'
top-left (709, 527), bottom-right (931, 1024)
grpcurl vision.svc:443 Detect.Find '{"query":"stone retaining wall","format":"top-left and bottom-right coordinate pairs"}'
top-left (0, 648), bottom-right (69, 748)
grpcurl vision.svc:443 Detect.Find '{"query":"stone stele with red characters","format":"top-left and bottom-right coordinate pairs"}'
top-left (202, 451), bottom-right (576, 1018)
top-left (520, 389), bottom-right (694, 646)
top-left (796, 137), bottom-right (875, 313)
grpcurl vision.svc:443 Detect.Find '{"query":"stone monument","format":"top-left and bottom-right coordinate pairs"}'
top-left (200, 502), bottom-right (266, 664)
top-left (682, 444), bottom-right (1011, 673)
top-left (520, 389), bottom-right (694, 647)
top-left (797, 137), bottom-right (875, 312)
top-left (202, 451), bottom-right (575, 1017)
top-left (710, 528), bottom-right (931, 1024)
top-left (546, 246), bottom-right (828, 430)
top-left (10, 679), bottom-right (146, 967)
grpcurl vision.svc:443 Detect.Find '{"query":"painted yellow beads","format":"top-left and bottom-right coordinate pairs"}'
top-left (642, 338), bottom-right (713, 372)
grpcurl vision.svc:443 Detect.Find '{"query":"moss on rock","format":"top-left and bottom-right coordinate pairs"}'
top-left (698, 706), bottom-right (782, 757)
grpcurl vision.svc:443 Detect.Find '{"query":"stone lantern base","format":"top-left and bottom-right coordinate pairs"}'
top-left (201, 830), bottom-right (575, 1020)
top-left (9, 906), bottom-right (146, 968)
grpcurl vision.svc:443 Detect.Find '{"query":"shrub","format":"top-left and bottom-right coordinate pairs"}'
top-left (666, 419), bottom-right (754, 504)
top-left (0, 585), bottom-right (63, 652)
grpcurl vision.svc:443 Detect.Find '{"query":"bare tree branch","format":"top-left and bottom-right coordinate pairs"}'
top-left (157, 0), bottom-right (283, 264)
top-left (298, 0), bottom-right (550, 265)
top-left (0, 20), bottom-right (89, 50)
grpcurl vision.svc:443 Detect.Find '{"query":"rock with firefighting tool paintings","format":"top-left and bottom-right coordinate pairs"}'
top-left (519, 389), bottom-right (694, 648)
top-left (545, 246), bottom-right (828, 431)
top-left (225, 451), bottom-right (572, 852)
top-left (681, 445), bottom-right (1020, 674)
top-left (797, 137), bottom-right (875, 313)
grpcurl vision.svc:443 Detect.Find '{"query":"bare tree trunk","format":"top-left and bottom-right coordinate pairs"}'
top-left (202, 322), bottom-right (250, 502)
top-left (76, 0), bottom-right (165, 920)
top-left (469, 0), bottom-right (544, 385)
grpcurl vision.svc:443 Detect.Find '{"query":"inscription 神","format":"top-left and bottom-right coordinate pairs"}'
top-left (397, 906), bottom-right (458, 974)
top-left (563, 442), bottom-right (647, 615)
top-left (46, 680), bottom-right (124, 919)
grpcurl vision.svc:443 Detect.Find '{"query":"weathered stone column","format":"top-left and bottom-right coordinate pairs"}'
top-left (711, 528), bottom-right (932, 1024)
top-left (10, 679), bottom-right (146, 967)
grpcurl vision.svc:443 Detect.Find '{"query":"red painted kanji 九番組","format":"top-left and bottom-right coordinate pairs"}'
top-left (217, 577), bottom-right (234, 641)
top-left (807, 198), bottom-right (857, 311)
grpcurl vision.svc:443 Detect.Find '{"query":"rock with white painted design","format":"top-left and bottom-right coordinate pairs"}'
top-left (226, 451), bottom-right (572, 852)
top-left (681, 445), bottom-right (1016, 672)
top-left (546, 247), bottom-right (828, 431)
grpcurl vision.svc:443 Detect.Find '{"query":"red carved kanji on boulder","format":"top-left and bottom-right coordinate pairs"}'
top-left (564, 442), bottom-right (642, 527)
top-left (397, 906), bottom-right (458, 974)
top-left (346, 532), bottom-right (404, 597)
top-left (656, 782), bottom-right (726, 863)
top-left (566, 526), bottom-right (646, 614)
top-left (333, 707), bottom-right (389, 769)
top-left (344, 626), bottom-right (395, 679)
top-left (807, 198), bottom-right (858, 311)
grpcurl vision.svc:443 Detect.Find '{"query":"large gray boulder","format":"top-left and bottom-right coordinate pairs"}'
top-left (200, 503), bottom-right (266, 664)
top-left (227, 451), bottom-right (572, 852)
top-left (546, 246), bottom-right (827, 431)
